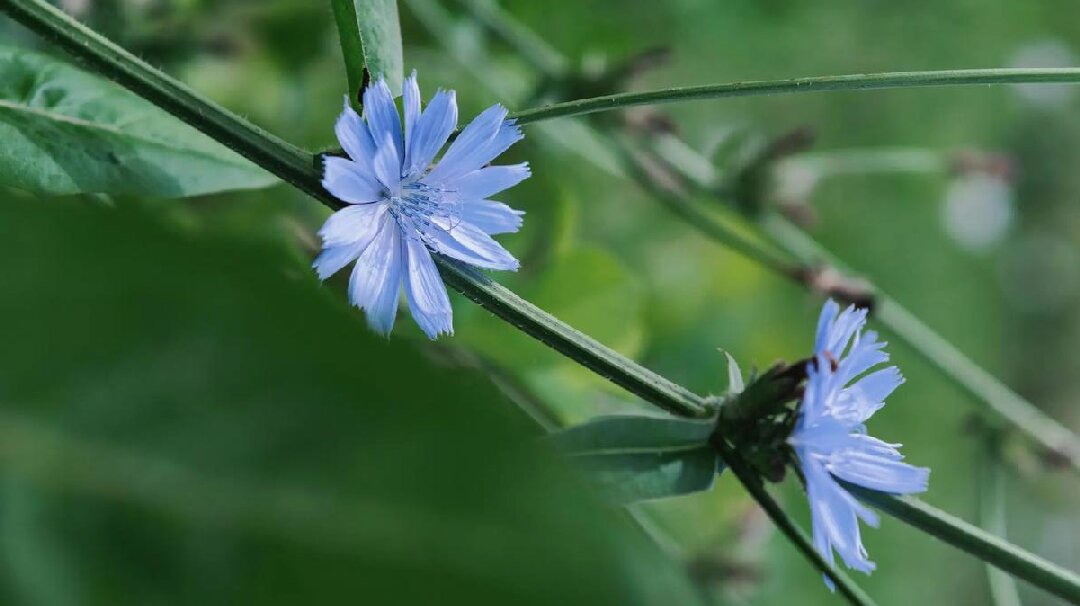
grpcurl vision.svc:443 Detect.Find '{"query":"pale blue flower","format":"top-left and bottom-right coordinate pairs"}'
top-left (790, 300), bottom-right (930, 589)
top-left (315, 71), bottom-right (529, 338)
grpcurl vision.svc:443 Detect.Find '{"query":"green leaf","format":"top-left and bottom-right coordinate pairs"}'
top-left (551, 414), bottom-right (716, 454)
top-left (0, 198), bottom-right (707, 606)
top-left (550, 414), bottom-right (720, 503)
top-left (0, 45), bottom-right (277, 197)
top-left (571, 447), bottom-right (720, 504)
top-left (330, 0), bottom-right (369, 104)
top-left (352, 0), bottom-right (405, 97)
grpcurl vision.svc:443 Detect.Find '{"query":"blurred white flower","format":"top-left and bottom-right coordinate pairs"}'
top-left (942, 173), bottom-right (1015, 252)
top-left (1008, 39), bottom-right (1079, 109)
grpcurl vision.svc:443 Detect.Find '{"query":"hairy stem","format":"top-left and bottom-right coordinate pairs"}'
top-left (977, 439), bottom-right (1023, 606)
top-left (509, 68), bottom-right (1080, 126)
top-left (847, 486), bottom-right (1080, 604)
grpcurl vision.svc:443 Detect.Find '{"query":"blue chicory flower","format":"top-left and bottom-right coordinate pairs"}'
top-left (790, 300), bottom-right (930, 589)
top-left (315, 71), bottom-right (529, 338)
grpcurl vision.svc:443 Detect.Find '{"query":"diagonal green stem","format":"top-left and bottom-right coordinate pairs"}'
top-left (508, 68), bottom-right (1080, 126)
top-left (977, 438), bottom-right (1023, 606)
top-left (846, 486), bottom-right (1080, 604)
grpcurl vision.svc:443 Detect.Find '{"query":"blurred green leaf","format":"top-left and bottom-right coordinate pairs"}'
top-left (0, 199), bottom-right (705, 606)
top-left (0, 45), bottom-right (277, 197)
top-left (550, 414), bottom-right (716, 454)
top-left (568, 447), bottom-right (719, 504)
top-left (550, 414), bottom-right (720, 503)
top-left (354, 0), bottom-right (404, 96)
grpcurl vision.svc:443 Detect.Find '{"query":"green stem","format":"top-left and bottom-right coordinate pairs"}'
top-left (978, 439), bottom-right (1023, 606)
top-left (509, 68), bottom-right (1080, 126)
top-left (329, 0), bottom-right (367, 108)
top-left (607, 131), bottom-right (799, 279)
top-left (452, 0), bottom-right (569, 79)
top-left (847, 486), bottom-right (1080, 604)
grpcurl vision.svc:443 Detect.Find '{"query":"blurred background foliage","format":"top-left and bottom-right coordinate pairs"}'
top-left (1, 0), bottom-right (1080, 604)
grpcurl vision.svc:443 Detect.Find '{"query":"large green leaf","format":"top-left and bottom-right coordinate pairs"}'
top-left (0, 199), bottom-right (705, 606)
top-left (550, 414), bottom-right (722, 503)
top-left (353, 0), bottom-right (405, 96)
top-left (0, 45), bottom-right (277, 197)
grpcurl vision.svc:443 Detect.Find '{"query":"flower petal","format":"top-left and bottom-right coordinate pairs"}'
top-left (348, 215), bottom-right (404, 335)
top-left (362, 78), bottom-right (404, 168)
top-left (815, 299), bottom-right (841, 354)
top-left (402, 70), bottom-right (421, 155)
top-left (373, 133), bottom-right (403, 191)
top-left (823, 305), bottom-right (867, 358)
top-left (313, 242), bottom-right (364, 280)
top-left (460, 200), bottom-right (525, 235)
top-left (804, 458), bottom-right (876, 575)
top-left (317, 202), bottom-right (387, 246)
top-left (425, 104), bottom-right (522, 184)
top-left (322, 156), bottom-right (383, 204)
top-left (832, 366), bottom-right (904, 425)
top-left (447, 163), bottom-right (530, 200)
top-left (426, 218), bottom-right (519, 270)
top-left (404, 237), bottom-right (453, 339)
top-left (827, 448), bottom-right (930, 495)
top-left (334, 97), bottom-right (378, 179)
top-left (406, 89), bottom-right (457, 177)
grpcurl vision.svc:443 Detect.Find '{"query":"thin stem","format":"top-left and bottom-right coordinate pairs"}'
top-left (978, 439), bottom-right (1024, 606)
top-left (509, 68), bottom-right (1080, 126)
top-left (846, 486), bottom-right (1080, 604)
top-left (436, 263), bottom-right (708, 417)
top-left (452, 0), bottom-right (569, 79)
top-left (607, 132), bottom-right (800, 279)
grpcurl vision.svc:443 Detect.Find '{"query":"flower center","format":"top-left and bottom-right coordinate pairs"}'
top-left (387, 180), bottom-right (462, 243)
